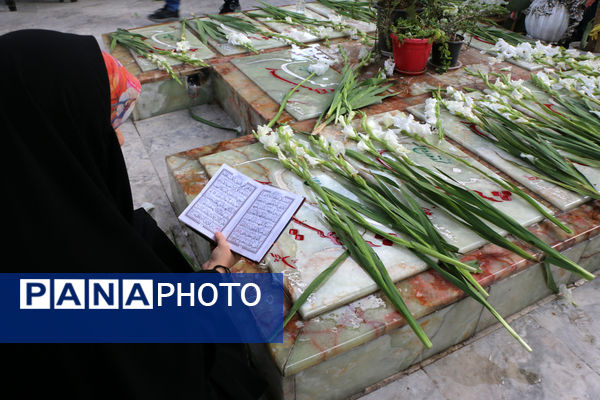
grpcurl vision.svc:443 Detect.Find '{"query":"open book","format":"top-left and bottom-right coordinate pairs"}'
top-left (178, 163), bottom-right (305, 263)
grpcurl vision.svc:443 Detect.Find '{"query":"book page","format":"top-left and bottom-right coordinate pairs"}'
top-left (226, 187), bottom-right (304, 262)
top-left (178, 164), bottom-right (260, 239)
top-left (179, 163), bottom-right (304, 263)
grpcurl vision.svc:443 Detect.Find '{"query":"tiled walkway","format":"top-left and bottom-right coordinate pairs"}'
top-left (2, 1), bottom-right (598, 399)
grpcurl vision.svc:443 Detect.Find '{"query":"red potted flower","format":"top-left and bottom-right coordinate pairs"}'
top-left (389, 17), bottom-right (444, 75)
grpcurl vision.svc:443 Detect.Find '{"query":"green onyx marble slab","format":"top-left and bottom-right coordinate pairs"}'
top-left (463, 33), bottom-right (543, 71)
top-left (128, 22), bottom-right (215, 72)
top-left (408, 93), bottom-right (599, 211)
top-left (248, 5), bottom-right (345, 43)
top-left (188, 14), bottom-right (285, 56)
top-left (305, 2), bottom-right (376, 33)
top-left (231, 49), bottom-right (340, 121)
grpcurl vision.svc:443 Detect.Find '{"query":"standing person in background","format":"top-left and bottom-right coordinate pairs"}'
top-left (0, 29), bottom-right (266, 400)
top-left (148, 0), bottom-right (242, 21)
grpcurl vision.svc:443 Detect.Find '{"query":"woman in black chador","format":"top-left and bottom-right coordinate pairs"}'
top-left (0, 29), bottom-right (266, 400)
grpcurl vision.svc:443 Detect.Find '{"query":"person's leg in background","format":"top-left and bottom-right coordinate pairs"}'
top-left (148, 0), bottom-right (180, 22)
top-left (219, 0), bottom-right (241, 14)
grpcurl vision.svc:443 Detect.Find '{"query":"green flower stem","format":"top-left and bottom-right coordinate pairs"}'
top-left (267, 72), bottom-right (317, 129)
top-left (404, 131), bottom-right (573, 234)
top-left (276, 250), bottom-right (348, 338)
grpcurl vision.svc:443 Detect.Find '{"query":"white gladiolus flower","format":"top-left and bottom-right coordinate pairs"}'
top-left (389, 140), bottom-right (408, 155)
top-left (316, 26), bottom-right (333, 38)
top-left (329, 14), bottom-right (342, 24)
top-left (381, 112), bottom-right (395, 129)
top-left (276, 148), bottom-right (288, 161)
top-left (358, 46), bottom-right (370, 62)
top-left (287, 28), bottom-right (315, 42)
top-left (520, 153), bottom-right (535, 162)
top-left (565, 48), bottom-right (580, 57)
top-left (316, 135), bottom-right (328, 149)
top-left (365, 117), bottom-right (380, 132)
top-left (329, 140), bottom-right (345, 156)
top-left (511, 89), bottom-right (523, 100)
top-left (392, 113), bottom-right (415, 132)
top-left (304, 154), bottom-right (320, 167)
top-left (256, 124), bottom-right (273, 137)
top-left (278, 125), bottom-right (294, 139)
top-left (176, 40), bottom-right (190, 52)
top-left (357, 140), bottom-right (370, 152)
top-left (412, 122), bottom-right (433, 136)
top-left (536, 72), bottom-right (552, 86)
top-left (384, 58), bottom-right (395, 77)
top-left (259, 133), bottom-right (280, 149)
top-left (342, 124), bottom-right (358, 139)
top-left (148, 54), bottom-right (168, 69)
top-left (424, 98), bottom-right (437, 125)
top-left (371, 127), bottom-right (385, 139)
top-left (308, 62), bottom-right (330, 75)
top-left (226, 31), bottom-right (251, 46)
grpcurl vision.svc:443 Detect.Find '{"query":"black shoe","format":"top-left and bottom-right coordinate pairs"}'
top-left (219, 0), bottom-right (241, 14)
top-left (148, 6), bottom-right (179, 22)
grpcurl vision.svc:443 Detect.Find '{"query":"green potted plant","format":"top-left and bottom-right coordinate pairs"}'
top-left (423, 0), bottom-right (509, 72)
top-left (374, 0), bottom-right (424, 55)
top-left (389, 16), bottom-right (444, 74)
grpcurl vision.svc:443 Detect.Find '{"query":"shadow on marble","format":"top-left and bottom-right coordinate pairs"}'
top-left (120, 120), bottom-right (201, 266)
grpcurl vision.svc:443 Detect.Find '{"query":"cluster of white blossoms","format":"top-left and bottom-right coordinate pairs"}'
top-left (254, 124), bottom-right (327, 168)
top-left (442, 86), bottom-right (478, 122)
top-left (219, 25), bottom-right (252, 47)
top-left (255, 124), bottom-right (280, 153)
top-left (491, 39), bottom-right (561, 64)
top-left (392, 113), bottom-right (433, 137)
top-left (355, 114), bottom-right (413, 156)
top-left (383, 58), bottom-right (395, 78)
top-left (314, 25), bottom-right (334, 39)
top-left (175, 40), bottom-right (190, 53)
top-left (537, 71), bottom-right (600, 101)
top-left (285, 28), bottom-right (317, 43)
top-left (424, 98), bottom-right (438, 126)
top-left (147, 53), bottom-right (169, 70)
top-left (291, 44), bottom-right (337, 76)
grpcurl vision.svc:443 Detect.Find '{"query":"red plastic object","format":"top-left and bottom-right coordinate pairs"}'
top-left (390, 34), bottom-right (433, 75)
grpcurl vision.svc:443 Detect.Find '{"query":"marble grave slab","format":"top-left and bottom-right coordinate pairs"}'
top-left (408, 99), bottom-right (600, 211)
top-left (231, 48), bottom-right (340, 121)
top-left (128, 22), bottom-right (215, 72)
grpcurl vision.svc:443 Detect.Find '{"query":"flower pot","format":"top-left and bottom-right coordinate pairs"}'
top-left (375, 3), bottom-right (424, 54)
top-left (430, 38), bottom-right (464, 70)
top-left (524, 0), bottom-right (569, 43)
top-left (390, 34), bottom-right (432, 75)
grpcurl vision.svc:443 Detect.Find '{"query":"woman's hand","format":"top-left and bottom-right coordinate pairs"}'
top-left (201, 232), bottom-right (240, 272)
